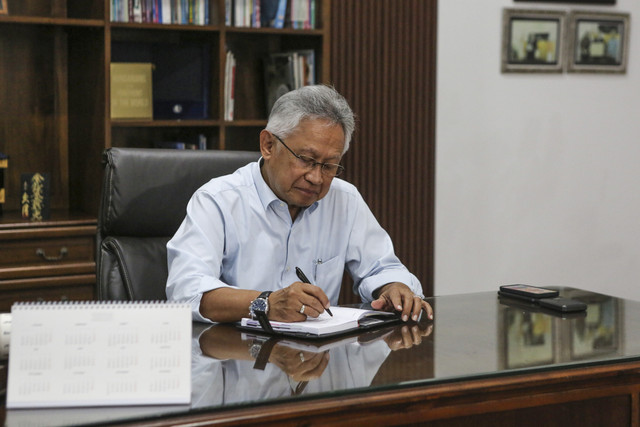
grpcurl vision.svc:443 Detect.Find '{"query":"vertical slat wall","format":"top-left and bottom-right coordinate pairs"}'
top-left (332, 1), bottom-right (437, 301)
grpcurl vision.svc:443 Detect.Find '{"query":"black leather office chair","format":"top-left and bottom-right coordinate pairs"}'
top-left (96, 147), bottom-right (261, 301)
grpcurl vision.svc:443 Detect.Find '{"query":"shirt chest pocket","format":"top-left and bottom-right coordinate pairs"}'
top-left (312, 256), bottom-right (345, 300)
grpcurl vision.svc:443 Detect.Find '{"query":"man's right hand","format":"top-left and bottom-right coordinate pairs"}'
top-left (268, 282), bottom-right (331, 322)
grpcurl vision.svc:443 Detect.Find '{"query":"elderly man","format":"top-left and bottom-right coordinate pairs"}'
top-left (166, 84), bottom-right (433, 325)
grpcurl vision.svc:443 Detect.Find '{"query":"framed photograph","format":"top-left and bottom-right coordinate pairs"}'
top-left (566, 11), bottom-right (630, 73)
top-left (0, 0), bottom-right (8, 15)
top-left (501, 9), bottom-right (567, 73)
top-left (515, 0), bottom-right (615, 4)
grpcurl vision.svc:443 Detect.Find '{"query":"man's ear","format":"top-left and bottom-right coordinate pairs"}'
top-left (259, 130), bottom-right (274, 159)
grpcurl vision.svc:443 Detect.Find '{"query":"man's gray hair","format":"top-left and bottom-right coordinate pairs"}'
top-left (265, 85), bottom-right (356, 154)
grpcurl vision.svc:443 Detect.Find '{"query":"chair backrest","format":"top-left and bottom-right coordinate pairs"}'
top-left (97, 147), bottom-right (261, 301)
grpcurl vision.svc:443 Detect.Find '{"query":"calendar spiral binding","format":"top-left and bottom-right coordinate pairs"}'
top-left (10, 300), bottom-right (190, 310)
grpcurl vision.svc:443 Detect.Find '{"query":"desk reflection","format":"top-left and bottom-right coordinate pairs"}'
top-left (5, 320), bottom-right (433, 427)
top-left (191, 320), bottom-right (433, 408)
top-left (498, 290), bottom-right (622, 369)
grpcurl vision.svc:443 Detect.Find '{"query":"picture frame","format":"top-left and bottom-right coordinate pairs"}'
top-left (0, 0), bottom-right (8, 15)
top-left (566, 11), bottom-right (630, 73)
top-left (501, 9), bottom-right (567, 73)
top-left (515, 0), bottom-right (615, 4)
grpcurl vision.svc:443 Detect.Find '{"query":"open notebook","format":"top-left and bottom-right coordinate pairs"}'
top-left (238, 306), bottom-right (401, 339)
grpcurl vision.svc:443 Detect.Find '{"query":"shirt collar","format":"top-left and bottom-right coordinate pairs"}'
top-left (251, 158), bottom-right (320, 214)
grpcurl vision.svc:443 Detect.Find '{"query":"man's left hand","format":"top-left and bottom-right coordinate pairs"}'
top-left (370, 282), bottom-right (434, 322)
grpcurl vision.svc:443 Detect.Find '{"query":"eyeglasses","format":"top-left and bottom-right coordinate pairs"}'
top-left (272, 134), bottom-right (345, 177)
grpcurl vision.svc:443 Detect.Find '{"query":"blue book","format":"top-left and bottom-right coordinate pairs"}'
top-left (156, 0), bottom-right (162, 23)
top-left (273, 0), bottom-right (287, 29)
top-left (260, 0), bottom-right (279, 27)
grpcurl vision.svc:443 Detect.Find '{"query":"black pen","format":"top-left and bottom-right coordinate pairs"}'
top-left (295, 267), bottom-right (333, 317)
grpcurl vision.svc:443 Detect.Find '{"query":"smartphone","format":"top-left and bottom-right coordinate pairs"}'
top-left (499, 284), bottom-right (559, 300)
top-left (538, 297), bottom-right (587, 313)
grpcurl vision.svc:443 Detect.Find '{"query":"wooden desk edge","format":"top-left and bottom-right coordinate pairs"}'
top-left (115, 359), bottom-right (640, 426)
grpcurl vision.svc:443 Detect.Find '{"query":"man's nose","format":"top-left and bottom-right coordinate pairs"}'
top-left (304, 164), bottom-right (324, 184)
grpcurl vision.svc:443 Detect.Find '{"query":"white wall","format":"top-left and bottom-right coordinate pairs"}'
top-left (435, 0), bottom-right (640, 300)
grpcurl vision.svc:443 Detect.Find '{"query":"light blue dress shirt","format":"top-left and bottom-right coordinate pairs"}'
top-left (166, 160), bottom-right (423, 322)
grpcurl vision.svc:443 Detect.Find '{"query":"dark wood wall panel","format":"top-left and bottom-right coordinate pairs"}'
top-left (331, 1), bottom-right (437, 300)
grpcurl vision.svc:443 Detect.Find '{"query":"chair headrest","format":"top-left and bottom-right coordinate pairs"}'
top-left (99, 148), bottom-right (260, 237)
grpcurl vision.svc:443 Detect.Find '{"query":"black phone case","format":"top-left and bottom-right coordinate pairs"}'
top-left (497, 290), bottom-right (539, 304)
top-left (499, 284), bottom-right (559, 299)
top-left (538, 297), bottom-right (587, 313)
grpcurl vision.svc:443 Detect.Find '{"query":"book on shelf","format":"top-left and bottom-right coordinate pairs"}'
top-left (161, 0), bottom-right (172, 23)
top-left (131, 0), bottom-right (143, 23)
top-left (110, 62), bottom-right (153, 120)
top-left (290, 0), bottom-right (310, 29)
top-left (111, 0), bottom-right (208, 25)
top-left (297, 49), bottom-right (316, 86)
top-left (227, 0), bottom-right (315, 29)
top-left (273, 0), bottom-right (288, 28)
top-left (253, 0), bottom-right (261, 27)
top-left (224, 50), bottom-right (237, 121)
top-left (238, 306), bottom-right (401, 339)
top-left (260, 0), bottom-right (279, 27)
top-left (234, 0), bottom-right (247, 26)
top-left (6, 301), bottom-right (192, 408)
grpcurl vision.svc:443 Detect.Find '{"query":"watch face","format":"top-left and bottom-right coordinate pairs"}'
top-left (250, 298), bottom-right (268, 315)
top-left (249, 343), bottom-right (262, 359)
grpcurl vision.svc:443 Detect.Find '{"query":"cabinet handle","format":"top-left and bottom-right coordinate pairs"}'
top-left (36, 247), bottom-right (68, 261)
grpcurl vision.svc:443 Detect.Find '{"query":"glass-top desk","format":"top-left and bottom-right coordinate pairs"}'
top-left (5, 287), bottom-right (640, 426)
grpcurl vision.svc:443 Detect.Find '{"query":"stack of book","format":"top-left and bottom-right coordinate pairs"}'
top-left (263, 49), bottom-right (315, 114)
top-left (111, 0), bottom-right (209, 25)
top-left (226, 0), bottom-right (316, 29)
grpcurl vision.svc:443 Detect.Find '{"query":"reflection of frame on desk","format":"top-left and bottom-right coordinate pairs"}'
top-left (498, 290), bottom-right (622, 369)
top-left (565, 290), bottom-right (622, 361)
top-left (499, 302), bottom-right (555, 369)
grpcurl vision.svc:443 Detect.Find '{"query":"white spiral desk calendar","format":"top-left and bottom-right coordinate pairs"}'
top-left (6, 300), bottom-right (192, 409)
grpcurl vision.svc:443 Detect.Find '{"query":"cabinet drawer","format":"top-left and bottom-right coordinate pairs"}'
top-left (0, 275), bottom-right (95, 312)
top-left (0, 225), bottom-right (95, 280)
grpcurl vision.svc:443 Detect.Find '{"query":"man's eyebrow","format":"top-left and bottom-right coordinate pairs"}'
top-left (300, 147), bottom-right (342, 162)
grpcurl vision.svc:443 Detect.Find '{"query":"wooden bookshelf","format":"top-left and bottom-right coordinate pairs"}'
top-left (0, 0), bottom-right (330, 304)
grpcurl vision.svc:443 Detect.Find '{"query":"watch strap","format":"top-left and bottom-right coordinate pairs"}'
top-left (252, 291), bottom-right (273, 334)
top-left (253, 337), bottom-right (279, 370)
top-left (256, 311), bottom-right (274, 334)
top-left (258, 290), bottom-right (273, 300)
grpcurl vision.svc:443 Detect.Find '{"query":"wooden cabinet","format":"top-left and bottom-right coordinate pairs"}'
top-left (0, 211), bottom-right (96, 311)
top-left (0, 1), bottom-right (330, 304)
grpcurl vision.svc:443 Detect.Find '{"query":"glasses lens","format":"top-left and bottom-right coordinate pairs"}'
top-left (323, 164), bottom-right (344, 177)
top-left (297, 155), bottom-right (316, 169)
top-left (297, 155), bottom-right (344, 177)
